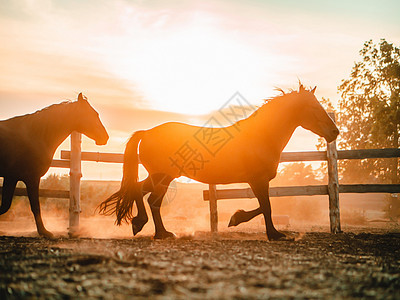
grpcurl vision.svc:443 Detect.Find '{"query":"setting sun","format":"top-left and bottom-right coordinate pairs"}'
top-left (100, 11), bottom-right (283, 115)
top-left (0, 0), bottom-right (399, 181)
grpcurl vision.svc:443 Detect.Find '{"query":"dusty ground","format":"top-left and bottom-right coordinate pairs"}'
top-left (0, 230), bottom-right (399, 299)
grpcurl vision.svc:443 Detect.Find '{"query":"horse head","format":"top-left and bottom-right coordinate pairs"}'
top-left (297, 85), bottom-right (339, 143)
top-left (75, 93), bottom-right (109, 145)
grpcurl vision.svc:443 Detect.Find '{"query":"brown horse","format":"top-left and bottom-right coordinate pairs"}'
top-left (0, 93), bottom-right (109, 238)
top-left (99, 85), bottom-right (339, 240)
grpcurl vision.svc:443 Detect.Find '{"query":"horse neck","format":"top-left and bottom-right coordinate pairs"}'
top-left (242, 95), bottom-right (300, 154)
top-left (28, 102), bottom-right (78, 155)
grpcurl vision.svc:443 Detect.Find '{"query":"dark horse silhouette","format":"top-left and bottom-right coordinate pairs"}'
top-left (99, 85), bottom-right (339, 240)
top-left (0, 93), bottom-right (109, 238)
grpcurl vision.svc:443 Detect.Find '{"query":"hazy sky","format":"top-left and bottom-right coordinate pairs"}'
top-left (1, 0), bottom-right (399, 179)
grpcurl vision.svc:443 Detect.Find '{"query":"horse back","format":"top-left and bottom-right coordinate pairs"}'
top-left (138, 122), bottom-right (279, 183)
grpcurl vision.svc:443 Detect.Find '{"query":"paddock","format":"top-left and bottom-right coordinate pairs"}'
top-left (1, 230), bottom-right (399, 298)
top-left (0, 131), bottom-right (399, 298)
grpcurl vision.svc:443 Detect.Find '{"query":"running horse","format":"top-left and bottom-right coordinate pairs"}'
top-left (99, 85), bottom-right (339, 240)
top-left (0, 93), bottom-right (109, 238)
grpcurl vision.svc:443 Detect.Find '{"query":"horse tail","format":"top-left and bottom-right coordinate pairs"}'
top-left (98, 130), bottom-right (145, 225)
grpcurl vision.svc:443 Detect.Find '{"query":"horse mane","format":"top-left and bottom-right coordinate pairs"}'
top-left (238, 84), bottom-right (312, 126)
top-left (262, 83), bottom-right (312, 106)
top-left (261, 89), bottom-right (296, 108)
top-left (32, 101), bottom-right (72, 115)
top-left (4, 101), bottom-right (76, 133)
top-left (9, 101), bottom-right (72, 120)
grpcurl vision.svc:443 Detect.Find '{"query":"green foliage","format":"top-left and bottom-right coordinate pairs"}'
top-left (337, 39), bottom-right (399, 184)
top-left (40, 174), bottom-right (69, 190)
top-left (316, 39), bottom-right (399, 219)
top-left (270, 162), bottom-right (325, 222)
top-left (272, 162), bottom-right (320, 186)
top-left (339, 39), bottom-right (400, 148)
top-left (337, 39), bottom-right (400, 219)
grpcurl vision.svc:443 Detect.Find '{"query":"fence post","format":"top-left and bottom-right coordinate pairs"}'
top-left (327, 112), bottom-right (341, 233)
top-left (209, 184), bottom-right (218, 233)
top-left (69, 131), bottom-right (82, 236)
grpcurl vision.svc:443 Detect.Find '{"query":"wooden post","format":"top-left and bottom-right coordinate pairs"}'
top-left (327, 112), bottom-right (341, 233)
top-left (209, 184), bottom-right (218, 233)
top-left (69, 132), bottom-right (82, 236)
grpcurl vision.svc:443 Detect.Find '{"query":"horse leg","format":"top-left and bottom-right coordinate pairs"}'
top-left (228, 207), bottom-right (263, 227)
top-left (129, 180), bottom-right (151, 236)
top-left (131, 197), bottom-right (148, 236)
top-left (130, 174), bottom-right (168, 236)
top-left (25, 178), bottom-right (53, 238)
top-left (0, 177), bottom-right (17, 215)
top-left (250, 180), bottom-right (286, 241)
top-left (146, 173), bottom-right (175, 239)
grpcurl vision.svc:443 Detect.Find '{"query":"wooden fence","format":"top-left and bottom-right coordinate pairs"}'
top-left (203, 148), bottom-right (400, 233)
top-left (2, 130), bottom-right (399, 235)
top-left (61, 144), bottom-right (400, 235)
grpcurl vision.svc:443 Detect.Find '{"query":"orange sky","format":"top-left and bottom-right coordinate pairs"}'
top-left (1, 0), bottom-right (399, 180)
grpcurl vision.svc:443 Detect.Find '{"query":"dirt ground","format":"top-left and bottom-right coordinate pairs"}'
top-left (0, 229), bottom-right (399, 299)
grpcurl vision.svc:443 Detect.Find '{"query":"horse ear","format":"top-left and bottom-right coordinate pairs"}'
top-left (311, 86), bottom-right (317, 94)
top-left (78, 93), bottom-right (84, 102)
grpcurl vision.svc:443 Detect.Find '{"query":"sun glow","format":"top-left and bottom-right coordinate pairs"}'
top-left (100, 12), bottom-right (282, 115)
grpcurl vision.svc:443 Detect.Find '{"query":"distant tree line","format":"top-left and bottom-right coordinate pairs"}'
top-left (317, 39), bottom-right (399, 219)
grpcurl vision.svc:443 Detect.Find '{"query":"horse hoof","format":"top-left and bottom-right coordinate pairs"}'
top-left (39, 230), bottom-right (54, 239)
top-left (154, 231), bottom-right (176, 240)
top-left (228, 209), bottom-right (245, 227)
top-left (132, 224), bottom-right (141, 236)
top-left (131, 217), bottom-right (147, 235)
top-left (268, 231), bottom-right (291, 241)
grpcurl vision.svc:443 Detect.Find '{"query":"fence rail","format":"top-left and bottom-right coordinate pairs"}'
top-left (50, 159), bottom-right (71, 168)
top-left (0, 187), bottom-right (70, 199)
top-left (61, 150), bottom-right (124, 163)
top-left (59, 147), bottom-right (400, 234)
top-left (61, 148), bottom-right (400, 164)
top-left (203, 184), bottom-right (400, 200)
top-left (280, 148), bottom-right (400, 162)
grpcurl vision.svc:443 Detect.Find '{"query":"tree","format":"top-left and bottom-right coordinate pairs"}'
top-left (40, 174), bottom-right (69, 190)
top-left (337, 39), bottom-right (400, 218)
top-left (271, 162), bottom-right (319, 186)
top-left (338, 39), bottom-right (399, 183)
